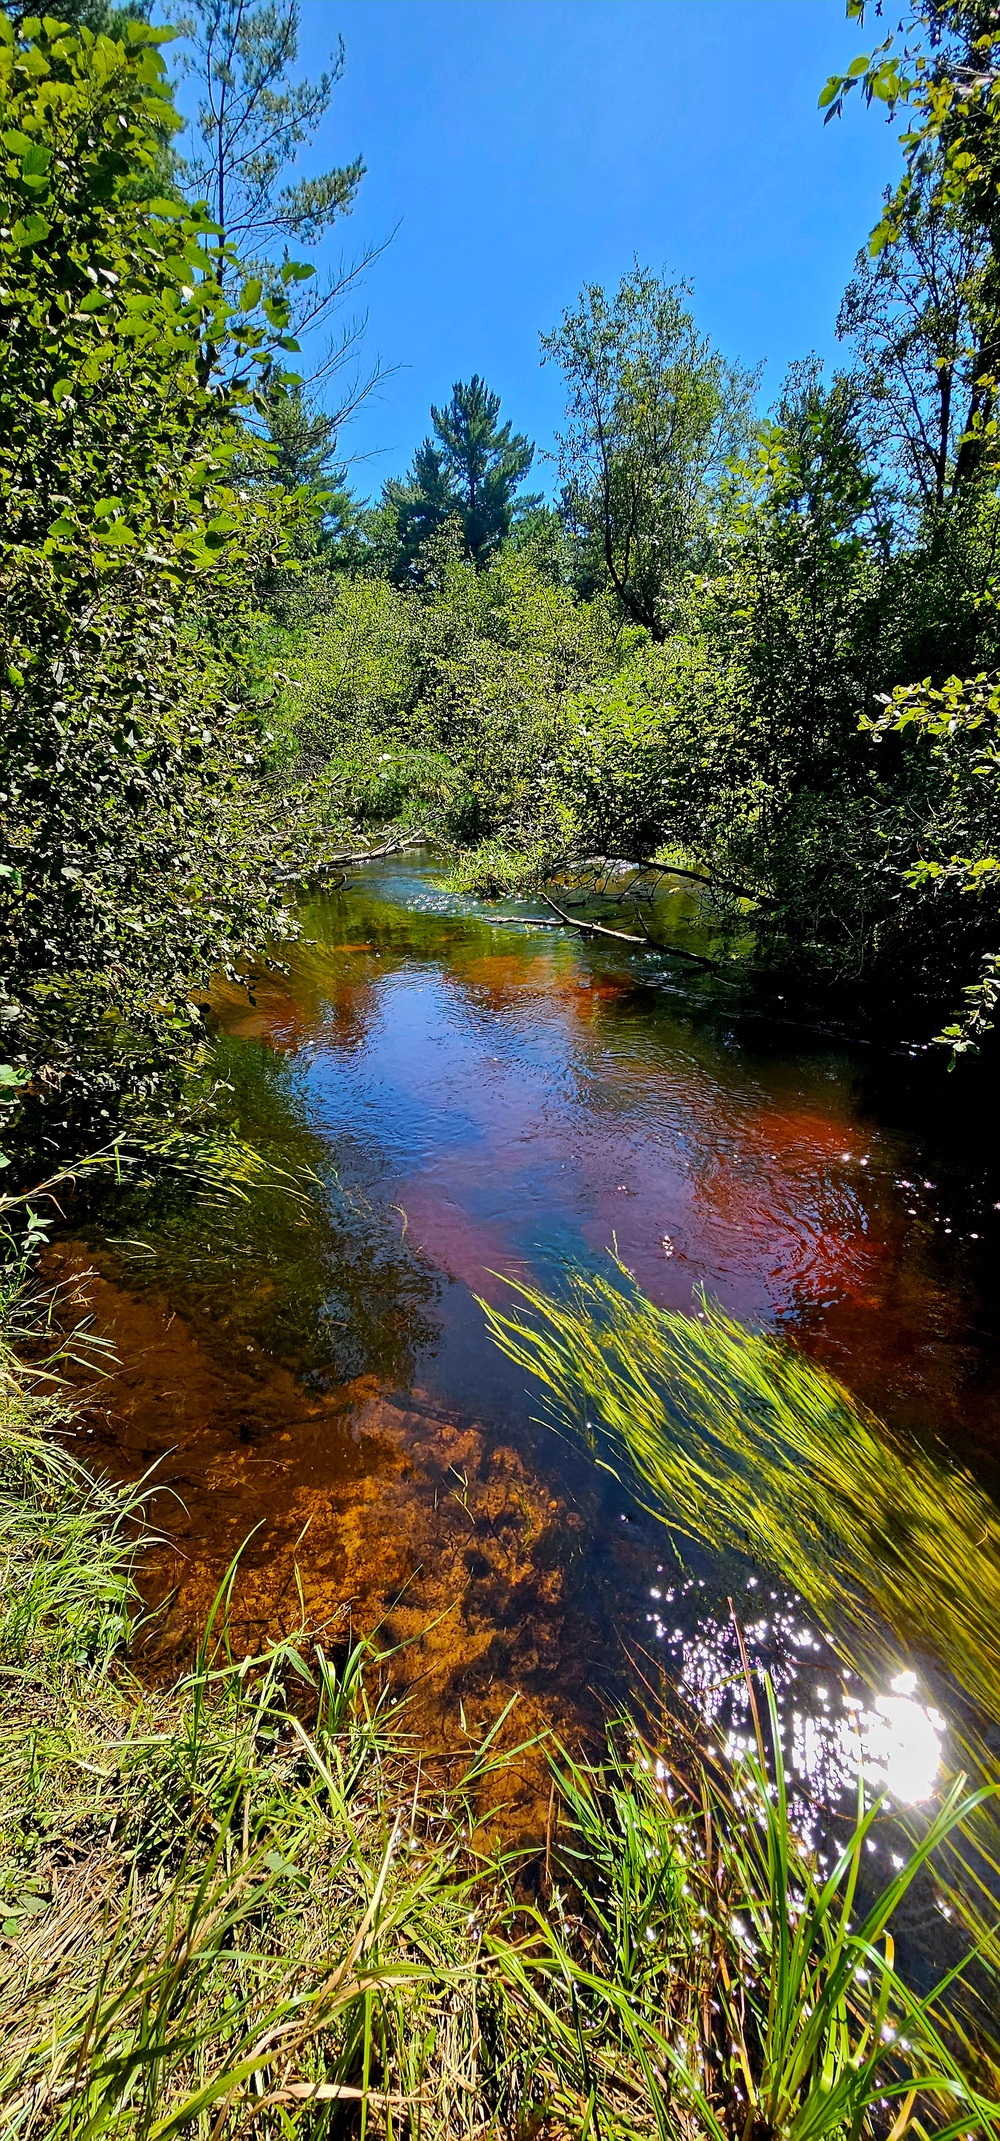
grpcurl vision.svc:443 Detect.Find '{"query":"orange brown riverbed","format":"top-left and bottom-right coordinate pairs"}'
top-left (49, 858), bottom-right (1000, 1830)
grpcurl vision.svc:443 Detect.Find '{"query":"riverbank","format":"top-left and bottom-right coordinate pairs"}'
top-left (2, 1301), bottom-right (998, 2139)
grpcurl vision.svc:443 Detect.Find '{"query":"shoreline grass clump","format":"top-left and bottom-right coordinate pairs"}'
top-left (2, 1293), bottom-right (999, 2136)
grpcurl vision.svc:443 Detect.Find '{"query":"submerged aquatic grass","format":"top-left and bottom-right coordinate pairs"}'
top-left (482, 1268), bottom-right (1000, 1731)
top-left (482, 1266), bottom-right (1000, 2038)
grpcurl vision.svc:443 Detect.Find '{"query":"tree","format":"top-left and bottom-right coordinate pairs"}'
top-left (377, 376), bottom-right (537, 579)
top-left (428, 375), bottom-right (536, 568)
top-left (542, 265), bottom-right (756, 639)
top-left (172, 0), bottom-right (362, 261)
top-left (0, 12), bottom-right (314, 1125)
top-left (237, 369), bottom-right (359, 611)
top-left (379, 440), bottom-right (459, 582)
top-left (170, 0), bottom-right (383, 408)
top-left (823, 3), bottom-right (1000, 488)
top-left (822, 2), bottom-right (1000, 1045)
top-left (838, 150), bottom-right (999, 515)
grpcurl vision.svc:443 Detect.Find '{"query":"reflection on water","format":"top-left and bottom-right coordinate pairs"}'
top-left (56, 858), bottom-right (1000, 1827)
top-left (865, 1675), bottom-right (946, 1804)
top-left (652, 1578), bottom-right (945, 1814)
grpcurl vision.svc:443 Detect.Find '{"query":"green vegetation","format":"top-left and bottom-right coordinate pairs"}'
top-left (378, 375), bottom-right (539, 579)
top-left (2, 1298), bottom-right (999, 2137)
top-left (483, 1269), bottom-right (1000, 1735)
top-left (8, 0), bottom-right (1000, 1168)
top-left (483, 1260), bottom-right (1000, 1999)
top-left (248, 0), bottom-right (1000, 1054)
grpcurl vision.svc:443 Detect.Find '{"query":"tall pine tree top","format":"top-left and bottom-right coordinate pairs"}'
top-left (382, 376), bottom-right (537, 575)
top-left (430, 375), bottom-right (536, 566)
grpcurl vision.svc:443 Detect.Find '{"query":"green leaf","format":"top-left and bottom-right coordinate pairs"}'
top-left (263, 1850), bottom-right (301, 1879)
top-left (11, 212), bottom-right (50, 247)
top-left (52, 378), bottom-right (72, 405)
top-left (239, 277), bottom-right (263, 311)
top-left (13, 1893), bottom-right (48, 1916)
top-left (2, 129), bottom-right (34, 154)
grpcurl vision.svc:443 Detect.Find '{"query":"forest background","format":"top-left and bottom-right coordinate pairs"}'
top-left (4, 0), bottom-right (1000, 1182)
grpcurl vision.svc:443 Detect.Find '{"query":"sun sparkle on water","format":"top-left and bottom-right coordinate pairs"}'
top-left (649, 1585), bottom-right (945, 1812)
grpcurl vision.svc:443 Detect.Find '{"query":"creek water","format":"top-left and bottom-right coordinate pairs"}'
top-left (57, 855), bottom-right (1000, 1845)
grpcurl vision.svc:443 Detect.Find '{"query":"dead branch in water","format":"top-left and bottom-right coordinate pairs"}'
top-left (324, 830), bottom-right (430, 869)
top-left (538, 891), bottom-right (726, 971)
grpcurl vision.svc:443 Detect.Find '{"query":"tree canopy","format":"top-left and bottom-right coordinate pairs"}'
top-left (542, 265), bottom-right (756, 637)
top-left (380, 374), bottom-right (538, 577)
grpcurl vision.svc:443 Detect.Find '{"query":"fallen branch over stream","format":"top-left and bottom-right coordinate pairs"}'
top-left (324, 829), bottom-right (430, 868)
top-left (602, 855), bottom-right (777, 908)
top-left (486, 892), bottom-right (731, 975)
top-left (540, 889), bottom-right (725, 968)
top-left (277, 831), bottom-right (431, 892)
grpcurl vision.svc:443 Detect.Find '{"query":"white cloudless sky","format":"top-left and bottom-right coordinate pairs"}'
top-left (242, 0), bottom-right (904, 496)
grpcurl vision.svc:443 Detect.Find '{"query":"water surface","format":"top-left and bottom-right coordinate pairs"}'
top-left (57, 858), bottom-right (1000, 1832)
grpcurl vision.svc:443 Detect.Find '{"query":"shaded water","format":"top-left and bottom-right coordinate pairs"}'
top-left (56, 858), bottom-right (1000, 1833)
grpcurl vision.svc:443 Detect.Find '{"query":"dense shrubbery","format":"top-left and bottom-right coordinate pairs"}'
top-left (270, 540), bottom-right (629, 845)
top-left (0, 13), bottom-right (355, 1150)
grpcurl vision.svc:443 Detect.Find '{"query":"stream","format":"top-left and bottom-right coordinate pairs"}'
top-left (54, 855), bottom-right (1000, 1854)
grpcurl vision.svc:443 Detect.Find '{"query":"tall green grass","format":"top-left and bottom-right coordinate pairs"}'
top-left (494, 1694), bottom-right (1000, 2141)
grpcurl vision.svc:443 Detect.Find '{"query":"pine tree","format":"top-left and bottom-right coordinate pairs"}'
top-left (381, 440), bottom-right (458, 580)
top-left (380, 377), bottom-right (537, 576)
top-left (430, 375), bottom-right (536, 565)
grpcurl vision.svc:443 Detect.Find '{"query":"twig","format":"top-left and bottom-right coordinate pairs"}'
top-left (324, 830), bottom-right (429, 869)
top-left (540, 891), bottom-right (724, 971)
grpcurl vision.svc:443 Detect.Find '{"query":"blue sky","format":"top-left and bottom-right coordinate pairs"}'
top-left (259, 1), bottom-right (904, 499)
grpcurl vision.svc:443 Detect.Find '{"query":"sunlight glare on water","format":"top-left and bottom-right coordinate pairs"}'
top-left (654, 1586), bottom-right (945, 1813)
top-left (864, 1673), bottom-right (946, 1805)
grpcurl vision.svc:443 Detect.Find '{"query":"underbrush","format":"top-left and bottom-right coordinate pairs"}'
top-left (1, 1305), bottom-right (998, 2137)
top-left (436, 839), bottom-right (556, 900)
